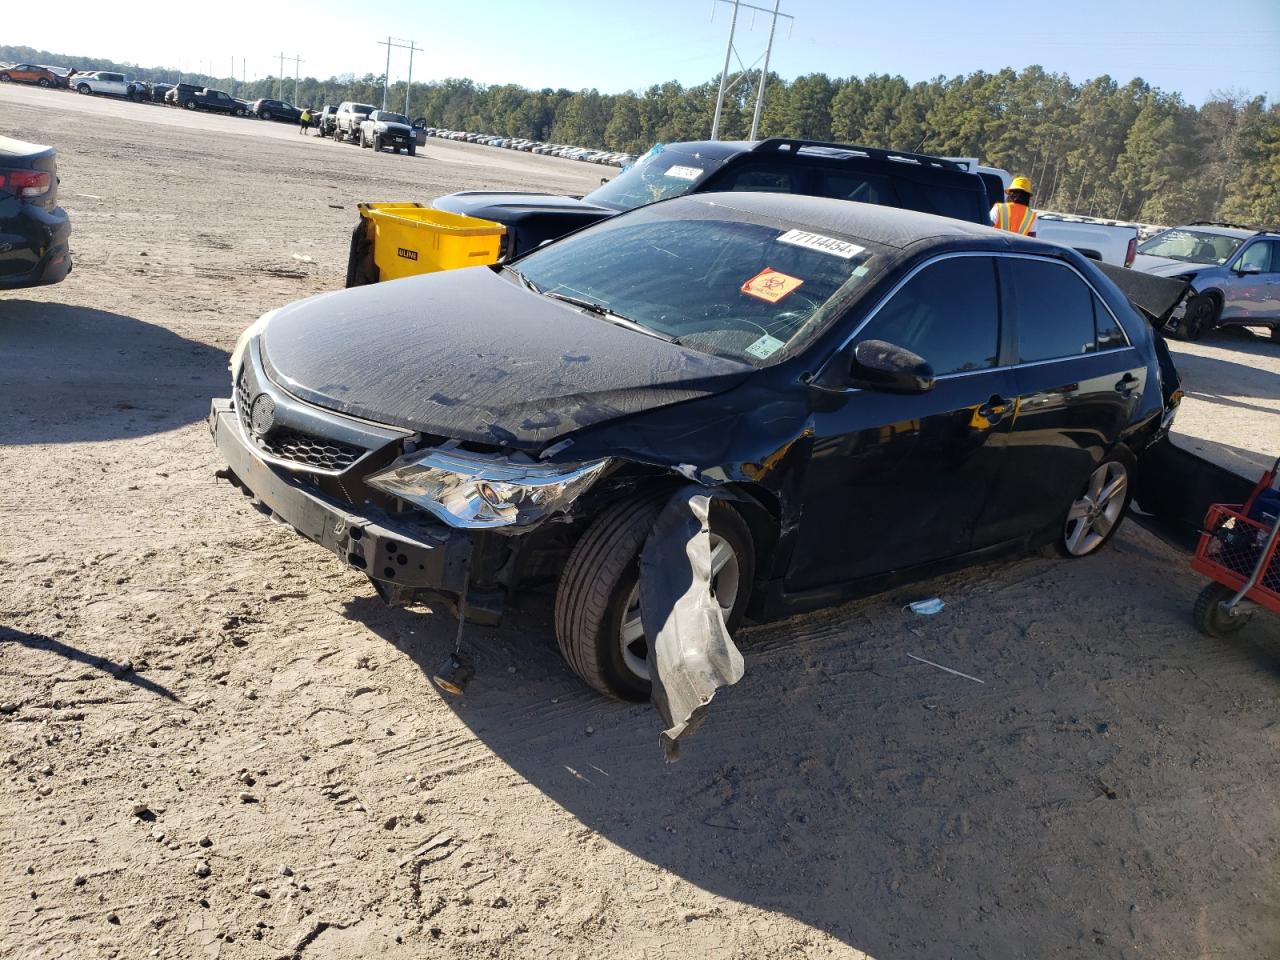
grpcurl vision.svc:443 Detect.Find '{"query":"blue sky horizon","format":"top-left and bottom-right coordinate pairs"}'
top-left (21, 0), bottom-right (1280, 106)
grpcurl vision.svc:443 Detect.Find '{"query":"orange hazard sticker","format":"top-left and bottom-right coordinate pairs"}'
top-left (741, 267), bottom-right (804, 303)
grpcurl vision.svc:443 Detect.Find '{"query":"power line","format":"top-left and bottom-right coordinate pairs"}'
top-left (709, 0), bottom-right (794, 141)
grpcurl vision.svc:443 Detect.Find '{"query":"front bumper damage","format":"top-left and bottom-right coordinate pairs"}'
top-left (209, 399), bottom-right (471, 599)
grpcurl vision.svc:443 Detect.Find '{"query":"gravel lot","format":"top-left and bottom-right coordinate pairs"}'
top-left (2, 84), bottom-right (1278, 960)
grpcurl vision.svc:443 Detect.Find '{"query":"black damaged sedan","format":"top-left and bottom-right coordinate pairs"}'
top-left (211, 193), bottom-right (1178, 700)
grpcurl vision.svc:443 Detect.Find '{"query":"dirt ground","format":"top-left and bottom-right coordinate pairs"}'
top-left (2, 84), bottom-right (1279, 960)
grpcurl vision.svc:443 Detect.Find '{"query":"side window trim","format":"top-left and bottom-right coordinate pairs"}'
top-left (817, 250), bottom-right (1132, 388)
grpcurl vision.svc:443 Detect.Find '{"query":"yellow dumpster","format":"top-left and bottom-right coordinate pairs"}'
top-left (345, 202), bottom-right (507, 287)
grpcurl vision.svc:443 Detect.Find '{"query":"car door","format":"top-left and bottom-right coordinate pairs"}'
top-left (1222, 239), bottom-right (1280, 320)
top-left (14, 65), bottom-right (36, 82)
top-left (974, 255), bottom-right (1145, 545)
top-left (787, 254), bottom-right (1017, 590)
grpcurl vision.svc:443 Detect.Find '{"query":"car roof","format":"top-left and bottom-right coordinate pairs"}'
top-left (1172, 224), bottom-right (1257, 239)
top-left (666, 191), bottom-right (1001, 250)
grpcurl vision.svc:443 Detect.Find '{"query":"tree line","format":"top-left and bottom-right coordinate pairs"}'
top-left (5, 44), bottom-right (1276, 226)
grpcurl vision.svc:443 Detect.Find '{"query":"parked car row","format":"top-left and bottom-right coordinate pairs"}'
top-left (420, 129), bottom-right (637, 167)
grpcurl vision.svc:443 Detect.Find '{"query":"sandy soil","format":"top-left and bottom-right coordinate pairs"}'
top-left (2, 84), bottom-right (1279, 960)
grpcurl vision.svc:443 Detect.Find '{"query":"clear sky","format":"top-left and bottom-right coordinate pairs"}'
top-left (24, 0), bottom-right (1280, 105)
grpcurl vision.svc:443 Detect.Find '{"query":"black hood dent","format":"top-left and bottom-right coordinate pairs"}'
top-left (260, 267), bottom-right (752, 449)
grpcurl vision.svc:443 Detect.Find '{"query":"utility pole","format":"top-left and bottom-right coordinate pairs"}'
top-left (404, 40), bottom-right (421, 119)
top-left (294, 54), bottom-right (303, 105)
top-left (278, 52), bottom-right (284, 100)
top-left (377, 37), bottom-right (416, 113)
top-left (709, 0), bottom-right (793, 141)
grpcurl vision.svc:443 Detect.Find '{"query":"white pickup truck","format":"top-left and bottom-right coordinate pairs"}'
top-left (1036, 214), bottom-right (1138, 268)
top-left (72, 71), bottom-right (146, 100)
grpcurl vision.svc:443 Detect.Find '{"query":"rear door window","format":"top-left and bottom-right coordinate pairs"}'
top-left (856, 256), bottom-right (1000, 376)
top-left (711, 162), bottom-right (803, 194)
top-left (1003, 258), bottom-right (1097, 362)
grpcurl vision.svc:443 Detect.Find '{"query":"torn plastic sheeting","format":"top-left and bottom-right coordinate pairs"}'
top-left (639, 485), bottom-right (745, 762)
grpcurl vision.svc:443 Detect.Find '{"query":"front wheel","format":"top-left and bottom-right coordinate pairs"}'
top-left (1049, 449), bottom-right (1135, 558)
top-left (1178, 294), bottom-right (1218, 341)
top-left (555, 493), bottom-right (755, 701)
top-left (77, 84), bottom-right (91, 95)
top-left (373, 134), bottom-right (383, 152)
top-left (407, 144), bottom-right (416, 157)
top-left (0, 74), bottom-right (10, 82)
top-left (1192, 582), bottom-right (1252, 638)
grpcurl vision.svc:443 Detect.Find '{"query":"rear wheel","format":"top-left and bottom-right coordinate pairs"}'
top-left (555, 493), bottom-right (754, 701)
top-left (1048, 449), bottom-right (1135, 558)
top-left (183, 100), bottom-right (196, 110)
top-left (1178, 293), bottom-right (1218, 341)
top-left (1192, 582), bottom-right (1253, 638)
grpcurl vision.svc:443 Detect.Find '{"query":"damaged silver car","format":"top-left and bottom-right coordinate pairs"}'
top-left (211, 193), bottom-right (1178, 750)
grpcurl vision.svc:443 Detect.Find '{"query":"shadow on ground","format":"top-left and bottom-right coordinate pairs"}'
top-left (0, 626), bottom-right (181, 703)
top-left (342, 543), bottom-right (1280, 959)
top-left (0, 299), bottom-right (227, 444)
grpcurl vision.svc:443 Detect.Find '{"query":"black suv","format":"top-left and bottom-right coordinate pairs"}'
top-left (1, 135), bottom-right (71, 289)
top-left (253, 99), bottom-right (303, 124)
top-left (433, 138), bottom-right (992, 260)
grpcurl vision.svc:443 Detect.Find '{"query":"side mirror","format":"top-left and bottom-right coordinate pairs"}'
top-left (600, 177), bottom-right (610, 186)
top-left (849, 340), bottom-right (934, 393)
top-left (1235, 262), bottom-right (1262, 276)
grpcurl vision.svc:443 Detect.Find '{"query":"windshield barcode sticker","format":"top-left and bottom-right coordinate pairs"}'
top-left (665, 165), bottom-right (703, 181)
top-left (777, 229), bottom-right (865, 259)
top-left (745, 334), bottom-right (786, 360)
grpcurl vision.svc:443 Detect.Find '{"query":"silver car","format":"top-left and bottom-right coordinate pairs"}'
top-left (1132, 222), bottom-right (1280, 341)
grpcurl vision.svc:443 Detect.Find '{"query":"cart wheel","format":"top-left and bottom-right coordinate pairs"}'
top-left (1192, 582), bottom-right (1252, 639)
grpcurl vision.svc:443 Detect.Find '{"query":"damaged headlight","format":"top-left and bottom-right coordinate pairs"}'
top-left (229, 308), bottom-right (279, 380)
top-left (367, 446), bottom-right (610, 530)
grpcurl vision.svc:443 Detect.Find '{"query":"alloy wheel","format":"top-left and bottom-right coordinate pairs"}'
top-left (1063, 461), bottom-right (1128, 556)
top-left (617, 532), bottom-right (740, 682)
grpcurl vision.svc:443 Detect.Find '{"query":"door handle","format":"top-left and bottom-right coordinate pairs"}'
top-left (977, 394), bottom-right (1008, 425)
top-left (1115, 373), bottom-right (1138, 397)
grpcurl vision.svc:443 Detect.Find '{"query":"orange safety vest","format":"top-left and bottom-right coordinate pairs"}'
top-left (993, 201), bottom-right (1037, 235)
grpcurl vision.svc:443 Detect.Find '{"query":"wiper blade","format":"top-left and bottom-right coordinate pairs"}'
top-left (542, 291), bottom-right (675, 342)
top-left (502, 264), bottom-right (540, 293)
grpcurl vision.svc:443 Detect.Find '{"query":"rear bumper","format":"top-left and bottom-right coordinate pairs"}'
top-left (0, 203), bottom-right (71, 289)
top-left (208, 398), bottom-right (472, 594)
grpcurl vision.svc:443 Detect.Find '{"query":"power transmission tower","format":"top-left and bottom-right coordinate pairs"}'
top-left (709, 0), bottom-right (793, 141)
top-left (377, 37), bottom-right (417, 113)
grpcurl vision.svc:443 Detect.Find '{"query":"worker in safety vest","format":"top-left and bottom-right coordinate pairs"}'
top-left (299, 108), bottom-right (312, 135)
top-left (991, 175), bottom-right (1037, 236)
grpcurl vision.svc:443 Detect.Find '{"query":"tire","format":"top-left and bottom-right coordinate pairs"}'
top-left (183, 100), bottom-right (196, 110)
top-left (373, 134), bottom-right (383, 152)
top-left (1178, 293), bottom-right (1218, 341)
top-left (1046, 446), bottom-right (1136, 558)
top-left (0, 75), bottom-right (10, 82)
top-left (261, 110), bottom-right (272, 121)
top-left (555, 492), bottom-right (755, 701)
top-left (1192, 582), bottom-right (1252, 639)
top-left (38, 78), bottom-right (50, 88)
top-left (408, 144), bottom-right (416, 157)
top-left (77, 84), bottom-right (91, 95)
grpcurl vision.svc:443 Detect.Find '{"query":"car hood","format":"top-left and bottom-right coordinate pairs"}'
top-left (259, 267), bottom-right (751, 449)
top-left (432, 191), bottom-right (616, 221)
top-left (1131, 254), bottom-right (1204, 278)
top-left (374, 121), bottom-right (412, 133)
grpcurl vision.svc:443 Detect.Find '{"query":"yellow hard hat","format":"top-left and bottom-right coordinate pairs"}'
top-left (1009, 175), bottom-right (1032, 194)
